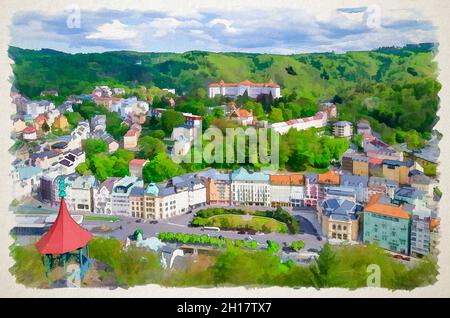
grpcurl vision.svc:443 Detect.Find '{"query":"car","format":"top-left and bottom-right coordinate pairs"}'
top-left (186, 210), bottom-right (193, 214)
top-left (135, 219), bottom-right (142, 223)
top-left (316, 235), bottom-right (322, 241)
top-left (308, 248), bottom-right (320, 253)
top-left (37, 205), bottom-right (42, 208)
top-left (237, 230), bottom-right (246, 235)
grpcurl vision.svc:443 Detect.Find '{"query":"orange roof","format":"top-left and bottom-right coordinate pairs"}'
top-left (430, 218), bottom-right (440, 231)
top-left (270, 174), bottom-right (304, 186)
top-left (365, 193), bottom-right (410, 219)
top-left (209, 79), bottom-right (280, 88)
top-left (318, 170), bottom-right (340, 185)
top-left (238, 109), bottom-right (252, 117)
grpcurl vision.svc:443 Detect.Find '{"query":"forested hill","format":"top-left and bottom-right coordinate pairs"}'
top-left (8, 43), bottom-right (440, 139)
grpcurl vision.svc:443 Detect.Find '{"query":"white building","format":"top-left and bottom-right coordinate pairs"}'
top-left (11, 164), bottom-right (43, 199)
top-left (171, 175), bottom-right (207, 209)
top-left (231, 167), bottom-right (271, 207)
top-left (269, 174), bottom-right (305, 208)
top-left (111, 176), bottom-right (144, 215)
top-left (64, 175), bottom-right (98, 213)
top-left (67, 121), bottom-right (91, 150)
top-left (208, 79), bottom-right (281, 99)
top-left (333, 121), bottom-right (353, 139)
top-left (270, 111), bottom-right (328, 135)
top-left (20, 100), bottom-right (55, 118)
top-left (93, 177), bottom-right (121, 214)
top-left (111, 97), bottom-right (149, 119)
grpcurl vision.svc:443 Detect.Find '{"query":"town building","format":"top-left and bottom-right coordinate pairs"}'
top-left (197, 169), bottom-right (232, 205)
top-left (111, 176), bottom-right (144, 215)
top-left (382, 159), bottom-right (415, 185)
top-left (318, 198), bottom-right (362, 241)
top-left (340, 175), bottom-right (369, 203)
top-left (341, 150), bottom-right (369, 176)
top-left (22, 126), bottom-right (38, 141)
top-left (269, 174), bottom-right (304, 208)
top-left (93, 177), bottom-right (121, 214)
top-left (270, 111), bottom-right (328, 135)
top-left (11, 164), bottom-right (43, 199)
top-left (123, 128), bottom-right (140, 149)
top-left (231, 167), bottom-right (270, 207)
top-left (304, 173), bottom-right (318, 207)
top-left (129, 159), bottom-right (149, 178)
top-left (356, 120), bottom-right (372, 135)
top-left (130, 183), bottom-right (190, 220)
top-left (63, 174), bottom-right (98, 213)
top-left (368, 176), bottom-right (398, 199)
top-left (229, 108), bottom-right (254, 126)
top-left (363, 193), bottom-right (411, 255)
top-left (318, 170), bottom-right (340, 201)
top-left (410, 206), bottom-right (434, 257)
top-left (394, 186), bottom-right (426, 208)
top-left (170, 174), bottom-right (207, 210)
top-left (208, 79), bottom-right (281, 99)
top-left (111, 97), bottom-right (149, 119)
top-left (333, 121), bottom-right (353, 138)
top-left (324, 186), bottom-right (356, 202)
top-left (53, 115), bottom-right (69, 131)
top-left (90, 115), bottom-right (107, 132)
top-left (319, 102), bottom-right (337, 119)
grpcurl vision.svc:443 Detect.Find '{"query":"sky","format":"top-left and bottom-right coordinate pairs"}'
top-left (9, 5), bottom-right (437, 54)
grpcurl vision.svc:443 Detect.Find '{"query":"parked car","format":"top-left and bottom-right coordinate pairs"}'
top-left (37, 205), bottom-right (42, 208)
top-left (316, 235), bottom-right (322, 241)
top-left (237, 230), bottom-right (246, 235)
top-left (135, 219), bottom-right (142, 223)
top-left (308, 248), bottom-right (320, 253)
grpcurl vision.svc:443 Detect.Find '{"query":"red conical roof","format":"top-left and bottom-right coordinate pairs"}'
top-left (35, 198), bottom-right (93, 255)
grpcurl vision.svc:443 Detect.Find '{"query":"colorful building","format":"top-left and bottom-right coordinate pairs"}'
top-left (382, 159), bottom-right (415, 185)
top-left (318, 199), bottom-right (362, 241)
top-left (363, 193), bottom-right (411, 255)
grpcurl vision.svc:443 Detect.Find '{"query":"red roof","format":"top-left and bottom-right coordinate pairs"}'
top-left (22, 126), bottom-right (36, 134)
top-left (35, 198), bottom-right (93, 255)
top-left (209, 79), bottom-right (280, 88)
top-left (130, 159), bottom-right (148, 167)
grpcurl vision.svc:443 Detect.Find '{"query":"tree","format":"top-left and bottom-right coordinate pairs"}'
top-left (142, 153), bottom-right (185, 183)
top-left (266, 240), bottom-right (280, 253)
top-left (41, 120), bottom-right (50, 133)
top-left (269, 108), bottom-right (284, 122)
top-left (161, 110), bottom-right (185, 135)
top-left (138, 136), bottom-right (166, 160)
top-left (83, 138), bottom-right (108, 159)
top-left (148, 130), bottom-right (165, 140)
top-left (310, 243), bottom-right (337, 288)
top-left (64, 111), bottom-right (84, 126)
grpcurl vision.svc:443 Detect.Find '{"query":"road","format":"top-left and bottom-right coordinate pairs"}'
top-left (81, 208), bottom-right (325, 250)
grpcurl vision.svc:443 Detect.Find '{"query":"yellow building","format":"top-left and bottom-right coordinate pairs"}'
top-left (318, 199), bottom-right (361, 241)
top-left (123, 128), bottom-right (140, 149)
top-left (382, 159), bottom-right (414, 185)
top-left (352, 157), bottom-right (369, 176)
top-left (53, 114), bottom-right (69, 131)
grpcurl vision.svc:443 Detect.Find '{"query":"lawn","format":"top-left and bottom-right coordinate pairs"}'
top-left (207, 214), bottom-right (288, 233)
top-left (84, 215), bottom-right (120, 222)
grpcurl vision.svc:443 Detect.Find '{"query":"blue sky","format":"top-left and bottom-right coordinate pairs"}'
top-left (9, 6), bottom-right (436, 54)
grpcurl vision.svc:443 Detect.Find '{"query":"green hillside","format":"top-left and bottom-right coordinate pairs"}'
top-left (8, 43), bottom-right (440, 139)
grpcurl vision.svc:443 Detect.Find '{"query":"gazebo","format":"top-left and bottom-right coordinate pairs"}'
top-left (35, 178), bottom-right (93, 281)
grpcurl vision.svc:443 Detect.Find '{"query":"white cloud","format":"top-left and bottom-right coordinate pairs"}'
top-left (86, 19), bottom-right (137, 40)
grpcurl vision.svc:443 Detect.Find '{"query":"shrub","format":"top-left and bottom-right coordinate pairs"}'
top-left (158, 232), bottom-right (166, 241)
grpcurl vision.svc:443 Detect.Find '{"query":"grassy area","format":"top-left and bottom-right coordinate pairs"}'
top-left (84, 215), bottom-right (120, 222)
top-left (206, 214), bottom-right (288, 233)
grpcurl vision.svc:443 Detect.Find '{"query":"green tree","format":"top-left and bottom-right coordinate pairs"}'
top-left (138, 136), bottom-right (166, 160)
top-left (161, 110), bottom-right (185, 135)
top-left (83, 138), bottom-right (108, 159)
top-left (142, 153), bottom-right (185, 183)
top-left (269, 108), bottom-right (284, 122)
